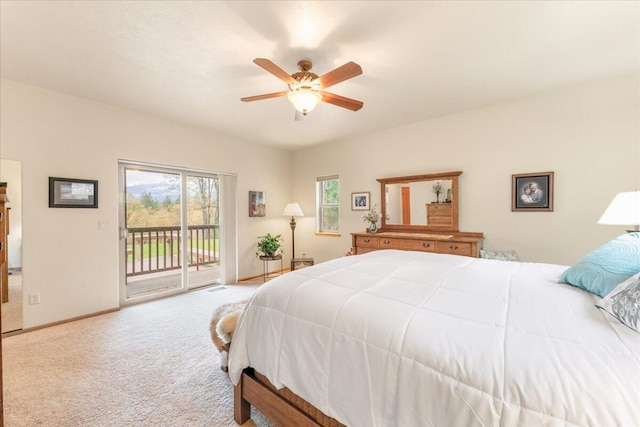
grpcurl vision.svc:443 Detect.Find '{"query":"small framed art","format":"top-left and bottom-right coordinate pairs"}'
top-left (49, 177), bottom-right (98, 208)
top-left (351, 192), bottom-right (370, 211)
top-left (249, 191), bottom-right (266, 217)
top-left (512, 172), bottom-right (554, 212)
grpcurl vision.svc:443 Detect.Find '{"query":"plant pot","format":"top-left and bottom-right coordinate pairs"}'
top-left (259, 254), bottom-right (282, 261)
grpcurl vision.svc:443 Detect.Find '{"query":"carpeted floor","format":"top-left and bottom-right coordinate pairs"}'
top-left (2, 284), bottom-right (274, 426)
top-left (2, 271), bottom-right (23, 333)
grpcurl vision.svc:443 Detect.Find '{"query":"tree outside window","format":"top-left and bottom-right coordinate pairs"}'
top-left (317, 176), bottom-right (339, 233)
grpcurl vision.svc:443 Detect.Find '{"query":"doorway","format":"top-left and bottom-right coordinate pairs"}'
top-left (1, 159), bottom-right (22, 333)
top-left (119, 162), bottom-right (224, 305)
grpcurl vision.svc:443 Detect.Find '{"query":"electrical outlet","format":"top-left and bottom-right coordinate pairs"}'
top-left (29, 293), bottom-right (40, 305)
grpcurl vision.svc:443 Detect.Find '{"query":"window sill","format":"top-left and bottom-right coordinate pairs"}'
top-left (315, 232), bottom-right (341, 237)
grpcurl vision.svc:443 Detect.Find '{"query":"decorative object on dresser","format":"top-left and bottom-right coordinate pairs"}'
top-left (362, 204), bottom-right (380, 234)
top-left (432, 180), bottom-right (442, 203)
top-left (511, 171), bottom-right (554, 212)
top-left (353, 171), bottom-right (483, 257)
top-left (598, 191), bottom-right (640, 232)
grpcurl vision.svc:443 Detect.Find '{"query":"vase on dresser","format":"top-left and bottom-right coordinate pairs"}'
top-left (369, 222), bottom-right (378, 233)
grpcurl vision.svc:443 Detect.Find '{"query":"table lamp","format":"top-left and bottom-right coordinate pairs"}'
top-left (282, 203), bottom-right (304, 258)
top-left (598, 191), bottom-right (640, 232)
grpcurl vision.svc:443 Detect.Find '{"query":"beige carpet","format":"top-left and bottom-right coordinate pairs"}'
top-left (2, 271), bottom-right (23, 333)
top-left (3, 284), bottom-right (274, 426)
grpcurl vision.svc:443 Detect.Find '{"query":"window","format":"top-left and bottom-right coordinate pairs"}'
top-left (317, 175), bottom-right (339, 233)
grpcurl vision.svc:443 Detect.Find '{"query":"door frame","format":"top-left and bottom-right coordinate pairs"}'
top-left (117, 160), bottom-right (234, 307)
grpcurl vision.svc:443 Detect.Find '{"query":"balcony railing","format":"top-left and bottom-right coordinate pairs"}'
top-left (126, 225), bottom-right (219, 277)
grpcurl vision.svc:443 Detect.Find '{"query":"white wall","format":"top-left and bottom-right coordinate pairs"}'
top-left (0, 78), bottom-right (292, 328)
top-left (291, 75), bottom-right (640, 266)
top-left (2, 74), bottom-right (638, 329)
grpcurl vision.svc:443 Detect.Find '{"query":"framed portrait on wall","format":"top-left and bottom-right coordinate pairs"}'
top-left (249, 191), bottom-right (266, 217)
top-left (351, 192), bottom-right (370, 211)
top-left (512, 172), bottom-right (554, 212)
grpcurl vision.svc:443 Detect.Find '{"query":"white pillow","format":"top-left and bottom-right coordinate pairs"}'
top-left (596, 272), bottom-right (640, 333)
top-left (480, 249), bottom-right (518, 262)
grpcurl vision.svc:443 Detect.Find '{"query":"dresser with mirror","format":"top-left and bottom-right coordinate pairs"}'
top-left (351, 171), bottom-right (484, 257)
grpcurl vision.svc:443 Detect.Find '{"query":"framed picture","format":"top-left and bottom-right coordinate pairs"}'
top-left (49, 177), bottom-right (98, 208)
top-left (512, 172), bottom-right (554, 212)
top-left (351, 192), bottom-right (370, 211)
top-left (249, 191), bottom-right (266, 217)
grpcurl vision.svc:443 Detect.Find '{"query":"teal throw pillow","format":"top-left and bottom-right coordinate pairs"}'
top-left (559, 232), bottom-right (640, 297)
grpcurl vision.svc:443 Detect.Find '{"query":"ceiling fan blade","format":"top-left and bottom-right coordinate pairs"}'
top-left (241, 91), bottom-right (289, 102)
top-left (320, 91), bottom-right (364, 111)
top-left (317, 62), bottom-right (362, 89)
top-left (253, 58), bottom-right (296, 85)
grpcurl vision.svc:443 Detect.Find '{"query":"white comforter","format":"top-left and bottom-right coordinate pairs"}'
top-left (229, 250), bottom-right (640, 427)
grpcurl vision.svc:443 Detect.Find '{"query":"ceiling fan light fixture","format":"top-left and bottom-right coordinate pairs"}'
top-left (288, 89), bottom-right (322, 115)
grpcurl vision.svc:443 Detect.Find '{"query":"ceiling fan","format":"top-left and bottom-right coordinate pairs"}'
top-left (241, 58), bottom-right (364, 116)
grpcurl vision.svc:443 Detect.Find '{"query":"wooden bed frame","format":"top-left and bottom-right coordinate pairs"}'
top-left (234, 368), bottom-right (345, 427)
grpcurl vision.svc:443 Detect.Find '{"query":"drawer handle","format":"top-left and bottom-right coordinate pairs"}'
top-left (449, 244), bottom-right (458, 250)
top-left (363, 238), bottom-right (370, 243)
top-left (383, 240), bottom-right (390, 245)
top-left (422, 242), bottom-right (431, 248)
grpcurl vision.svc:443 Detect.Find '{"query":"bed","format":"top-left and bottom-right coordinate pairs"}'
top-left (228, 249), bottom-right (640, 426)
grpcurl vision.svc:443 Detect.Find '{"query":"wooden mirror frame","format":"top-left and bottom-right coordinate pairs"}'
top-left (377, 171), bottom-right (461, 233)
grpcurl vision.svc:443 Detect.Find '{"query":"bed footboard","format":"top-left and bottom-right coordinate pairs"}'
top-left (234, 368), bottom-right (344, 427)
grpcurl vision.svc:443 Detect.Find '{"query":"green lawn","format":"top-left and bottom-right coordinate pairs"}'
top-left (127, 239), bottom-right (220, 261)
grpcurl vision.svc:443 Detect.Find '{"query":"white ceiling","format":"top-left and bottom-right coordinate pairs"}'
top-left (1, 1), bottom-right (638, 150)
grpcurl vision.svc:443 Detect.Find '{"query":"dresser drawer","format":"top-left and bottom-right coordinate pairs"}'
top-left (436, 241), bottom-right (472, 256)
top-left (428, 204), bottom-right (452, 216)
top-left (378, 238), bottom-right (436, 252)
top-left (355, 235), bottom-right (379, 248)
top-left (428, 216), bottom-right (453, 225)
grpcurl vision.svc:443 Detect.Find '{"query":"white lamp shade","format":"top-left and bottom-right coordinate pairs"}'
top-left (287, 89), bottom-right (322, 114)
top-left (598, 191), bottom-right (640, 225)
top-left (283, 202), bottom-right (304, 217)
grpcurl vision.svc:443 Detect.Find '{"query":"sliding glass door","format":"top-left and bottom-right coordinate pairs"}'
top-left (185, 174), bottom-right (220, 290)
top-left (119, 162), bottom-right (223, 305)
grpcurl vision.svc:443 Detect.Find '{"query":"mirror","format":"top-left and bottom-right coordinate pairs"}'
top-left (1, 159), bottom-right (22, 333)
top-left (378, 171), bottom-right (461, 233)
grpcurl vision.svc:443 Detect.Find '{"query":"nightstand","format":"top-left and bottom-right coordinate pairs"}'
top-left (291, 258), bottom-right (314, 271)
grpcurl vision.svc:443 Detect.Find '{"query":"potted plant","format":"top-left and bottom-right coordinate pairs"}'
top-left (256, 233), bottom-right (283, 258)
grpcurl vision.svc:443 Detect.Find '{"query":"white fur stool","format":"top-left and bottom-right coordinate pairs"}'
top-left (209, 300), bottom-right (247, 372)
